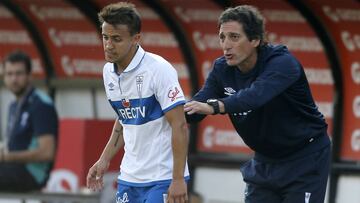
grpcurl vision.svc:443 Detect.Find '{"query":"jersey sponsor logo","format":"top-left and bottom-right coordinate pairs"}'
top-left (111, 95), bottom-right (163, 125)
top-left (224, 87), bottom-right (236, 95)
top-left (116, 192), bottom-right (129, 203)
top-left (118, 106), bottom-right (146, 120)
top-left (168, 87), bottom-right (181, 102)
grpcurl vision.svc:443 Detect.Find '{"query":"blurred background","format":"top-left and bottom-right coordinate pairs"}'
top-left (0, 0), bottom-right (359, 202)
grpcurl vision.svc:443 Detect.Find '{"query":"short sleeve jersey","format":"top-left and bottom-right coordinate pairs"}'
top-left (103, 46), bottom-right (189, 186)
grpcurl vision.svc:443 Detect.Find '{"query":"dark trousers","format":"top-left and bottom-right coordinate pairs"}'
top-left (0, 163), bottom-right (42, 192)
top-left (241, 145), bottom-right (331, 203)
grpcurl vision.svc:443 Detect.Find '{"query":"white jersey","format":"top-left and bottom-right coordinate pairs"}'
top-left (103, 46), bottom-right (189, 186)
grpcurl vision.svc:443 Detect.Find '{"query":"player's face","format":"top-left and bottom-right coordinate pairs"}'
top-left (219, 21), bottom-right (260, 71)
top-left (101, 22), bottom-right (140, 69)
top-left (3, 62), bottom-right (31, 96)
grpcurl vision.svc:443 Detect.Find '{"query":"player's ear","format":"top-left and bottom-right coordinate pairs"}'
top-left (133, 33), bottom-right (141, 44)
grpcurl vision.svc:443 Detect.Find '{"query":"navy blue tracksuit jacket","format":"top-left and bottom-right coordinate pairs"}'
top-left (186, 44), bottom-right (330, 160)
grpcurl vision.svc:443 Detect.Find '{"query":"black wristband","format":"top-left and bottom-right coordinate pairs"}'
top-left (207, 99), bottom-right (220, 115)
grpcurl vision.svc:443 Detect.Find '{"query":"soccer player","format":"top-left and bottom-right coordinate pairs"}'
top-left (86, 2), bottom-right (189, 203)
top-left (184, 5), bottom-right (331, 203)
top-left (0, 50), bottom-right (58, 191)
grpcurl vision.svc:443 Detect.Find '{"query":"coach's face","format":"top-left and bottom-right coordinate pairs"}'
top-left (219, 21), bottom-right (260, 72)
top-left (3, 62), bottom-right (31, 97)
top-left (101, 22), bottom-right (140, 72)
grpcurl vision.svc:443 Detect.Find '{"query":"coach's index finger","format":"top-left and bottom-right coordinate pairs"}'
top-left (184, 101), bottom-right (196, 114)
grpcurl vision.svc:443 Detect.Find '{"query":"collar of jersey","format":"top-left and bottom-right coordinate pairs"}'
top-left (112, 45), bottom-right (145, 74)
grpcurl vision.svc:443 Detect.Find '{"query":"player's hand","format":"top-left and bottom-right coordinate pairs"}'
top-left (184, 101), bottom-right (213, 115)
top-left (86, 158), bottom-right (110, 191)
top-left (166, 179), bottom-right (188, 203)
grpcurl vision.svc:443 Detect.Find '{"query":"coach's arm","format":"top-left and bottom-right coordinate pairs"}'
top-left (0, 135), bottom-right (55, 162)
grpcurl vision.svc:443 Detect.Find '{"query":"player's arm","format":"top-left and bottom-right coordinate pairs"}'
top-left (86, 119), bottom-right (124, 191)
top-left (165, 105), bottom-right (189, 203)
top-left (98, 119), bottom-right (124, 162)
top-left (2, 134), bottom-right (55, 162)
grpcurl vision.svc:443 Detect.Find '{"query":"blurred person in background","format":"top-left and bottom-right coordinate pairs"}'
top-left (0, 50), bottom-right (58, 191)
top-left (86, 2), bottom-right (189, 203)
top-left (184, 5), bottom-right (331, 203)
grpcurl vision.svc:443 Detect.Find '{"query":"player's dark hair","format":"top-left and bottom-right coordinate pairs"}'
top-left (98, 2), bottom-right (141, 36)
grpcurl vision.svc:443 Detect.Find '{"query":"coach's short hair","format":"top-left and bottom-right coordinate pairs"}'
top-left (98, 2), bottom-right (141, 36)
top-left (3, 50), bottom-right (32, 74)
top-left (219, 5), bottom-right (267, 47)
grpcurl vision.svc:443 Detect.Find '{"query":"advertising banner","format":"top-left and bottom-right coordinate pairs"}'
top-left (304, 0), bottom-right (360, 161)
top-left (0, 5), bottom-right (44, 78)
top-left (14, 0), bottom-right (105, 78)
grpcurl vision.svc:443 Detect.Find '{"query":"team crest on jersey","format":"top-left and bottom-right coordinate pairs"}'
top-left (136, 75), bottom-right (144, 98)
top-left (122, 98), bottom-right (131, 108)
top-left (168, 86), bottom-right (181, 102)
